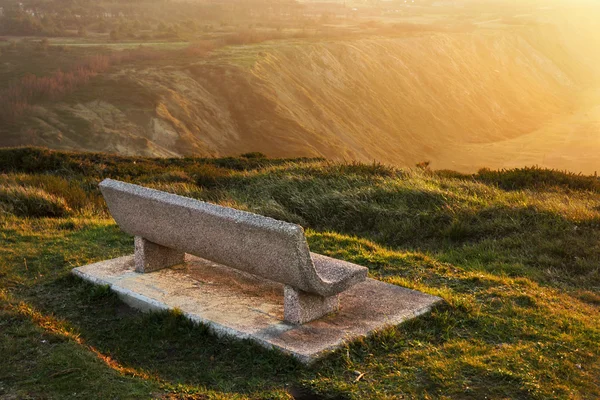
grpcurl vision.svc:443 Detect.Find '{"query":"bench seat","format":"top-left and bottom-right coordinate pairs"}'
top-left (100, 178), bottom-right (368, 323)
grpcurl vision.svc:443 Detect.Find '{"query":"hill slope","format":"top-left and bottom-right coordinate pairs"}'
top-left (1, 148), bottom-right (599, 398)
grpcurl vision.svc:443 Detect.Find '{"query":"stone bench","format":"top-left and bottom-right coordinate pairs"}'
top-left (99, 178), bottom-right (368, 324)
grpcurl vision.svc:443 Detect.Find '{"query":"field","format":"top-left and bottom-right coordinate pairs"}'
top-left (1, 148), bottom-right (599, 399)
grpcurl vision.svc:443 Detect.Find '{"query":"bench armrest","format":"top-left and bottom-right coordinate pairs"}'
top-left (310, 253), bottom-right (368, 296)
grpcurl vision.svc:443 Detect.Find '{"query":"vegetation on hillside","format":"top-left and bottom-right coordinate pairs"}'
top-left (3, 2), bottom-right (600, 173)
top-left (2, 24), bottom-right (594, 171)
top-left (0, 46), bottom-right (170, 122)
top-left (0, 0), bottom-right (305, 38)
top-left (1, 148), bottom-right (598, 399)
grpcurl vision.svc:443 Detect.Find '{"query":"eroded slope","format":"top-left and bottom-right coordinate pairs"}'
top-left (7, 10), bottom-right (600, 172)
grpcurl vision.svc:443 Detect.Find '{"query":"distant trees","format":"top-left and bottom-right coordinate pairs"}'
top-left (0, 0), bottom-right (304, 39)
top-left (0, 8), bottom-right (45, 36)
top-left (154, 22), bottom-right (182, 40)
top-left (0, 4), bottom-right (68, 36)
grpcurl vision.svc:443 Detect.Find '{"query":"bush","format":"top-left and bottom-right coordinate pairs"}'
top-left (334, 162), bottom-right (397, 178)
top-left (240, 152), bottom-right (267, 159)
top-left (191, 164), bottom-right (232, 189)
top-left (0, 148), bottom-right (83, 174)
top-left (14, 174), bottom-right (91, 212)
top-left (0, 185), bottom-right (71, 218)
top-left (476, 167), bottom-right (600, 193)
top-left (212, 157), bottom-right (273, 171)
top-left (142, 170), bottom-right (192, 184)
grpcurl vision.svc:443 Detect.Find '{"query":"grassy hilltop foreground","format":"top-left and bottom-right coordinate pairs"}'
top-left (0, 148), bottom-right (599, 399)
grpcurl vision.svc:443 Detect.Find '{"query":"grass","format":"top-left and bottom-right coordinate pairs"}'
top-left (0, 147), bottom-right (599, 399)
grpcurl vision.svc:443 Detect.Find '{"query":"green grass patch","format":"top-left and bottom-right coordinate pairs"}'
top-left (0, 148), bottom-right (598, 399)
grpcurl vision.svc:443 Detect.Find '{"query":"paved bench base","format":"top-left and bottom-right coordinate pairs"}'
top-left (72, 255), bottom-right (442, 364)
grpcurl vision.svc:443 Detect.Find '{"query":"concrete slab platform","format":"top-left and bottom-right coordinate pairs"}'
top-left (72, 255), bottom-right (442, 364)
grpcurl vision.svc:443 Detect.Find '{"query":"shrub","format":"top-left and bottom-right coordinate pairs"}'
top-left (212, 156), bottom-right (274, 171)
top-left (143, 170), bottom-right (192, 184)
top-left (0, 185), bottom-right (71, 218)
top-left (14, 174), bottom-right (91, 212)
top-left (476, 167), bottom-right (600, 193)
top-left (0, 148), bottom-right (83, 174)
top-left (240, 152), bottom-right (267, 159)
top-left (416, 161), bottom-right (431, 170)
top-left (334, 162), bottom-right (397, 178)
top-left (191, 164), bottom-right (232, 189)
top-left (435, 170), bottom-right (470, 180)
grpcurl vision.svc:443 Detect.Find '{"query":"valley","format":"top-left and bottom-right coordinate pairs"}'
top-left (1, 2), bottom-right (599, 173)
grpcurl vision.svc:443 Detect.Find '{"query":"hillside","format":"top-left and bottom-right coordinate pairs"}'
top-left (2, 5), bottom-right (600, 173)
top-left (1, 148), bottom-right (599, 398)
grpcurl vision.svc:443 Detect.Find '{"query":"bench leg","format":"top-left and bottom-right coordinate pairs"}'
top-left (134, 236), bottom-right (185, 273)
top-left (283, 286), bottom-right (339, 325)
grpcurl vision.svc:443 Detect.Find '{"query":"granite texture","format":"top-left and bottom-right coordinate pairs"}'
top-left (100, 179), bottom-right (368, 297)
top-left (134, 236), bottom-right (185, 272)
top-left (284, 286), bottom-right (339, 325)
top-left (72, 255), bottom-right (443, 364)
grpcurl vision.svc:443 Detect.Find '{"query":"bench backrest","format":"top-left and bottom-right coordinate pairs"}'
top-left (100, 179), bottom-right (333, 295)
